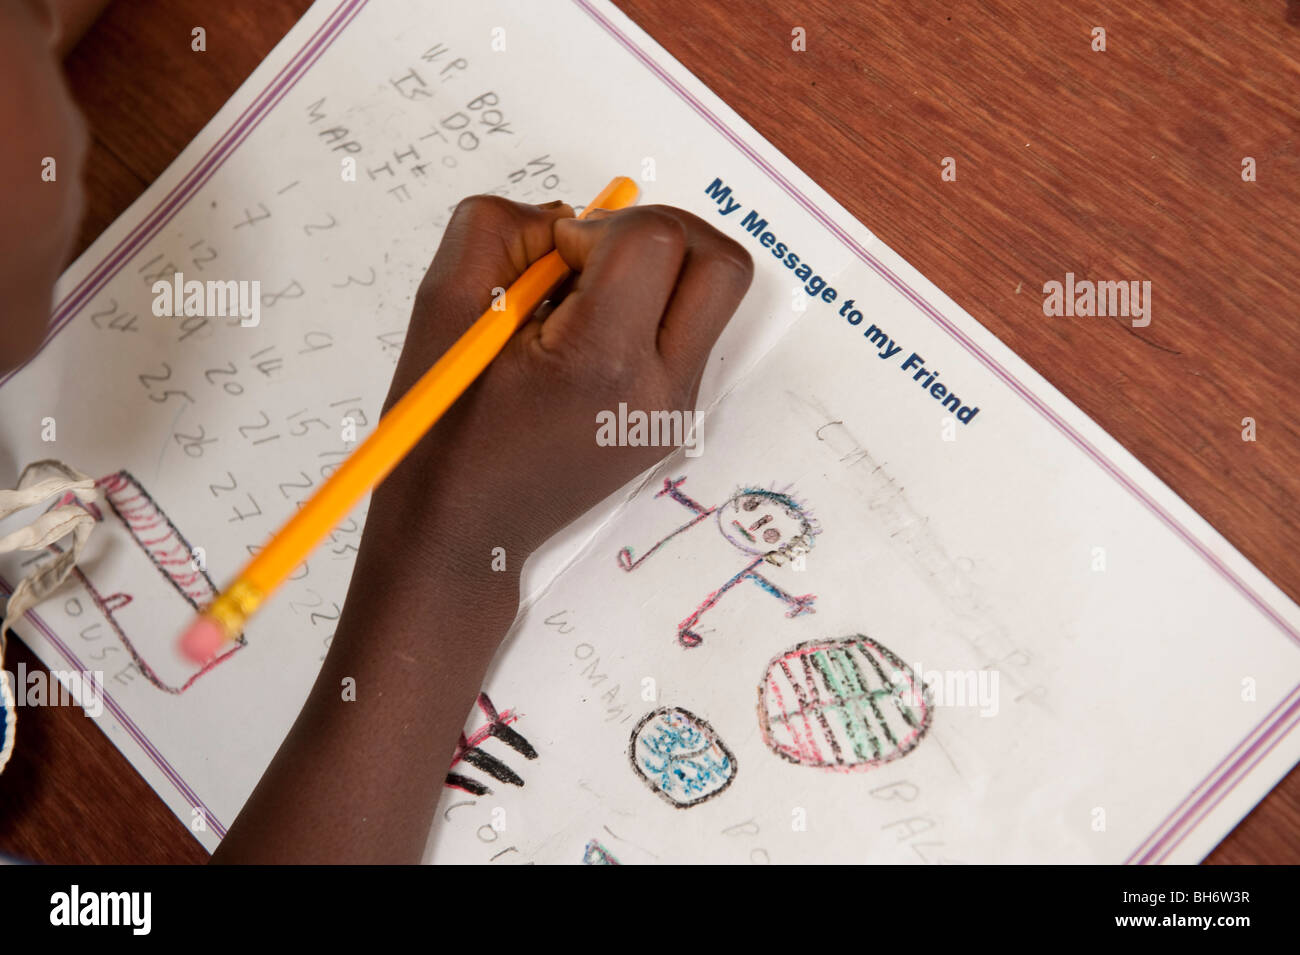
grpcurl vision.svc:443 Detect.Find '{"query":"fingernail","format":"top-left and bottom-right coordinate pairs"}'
top-left (537, 200), bottom-right (566, 209)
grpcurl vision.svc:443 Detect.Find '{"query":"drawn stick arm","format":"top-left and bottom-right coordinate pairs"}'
top-left (617, 509), bottom-right (713, 571)
top-left (655, 476), bottom-right (710, 514)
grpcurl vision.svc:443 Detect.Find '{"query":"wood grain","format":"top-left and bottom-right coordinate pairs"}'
top-left (0, 0), bottom-right (1295, 864)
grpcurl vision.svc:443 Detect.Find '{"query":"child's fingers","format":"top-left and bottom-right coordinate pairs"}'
top-left (551, 205), bottom-right (751, 382)
top-left (641, 208), bottom-right (753, 375)
top-left (409, 196), bottom-right (573, 360)
top-left (382, 196), bottom-right (571, 412)
top-left (547, 208), bottom-right (689, 362)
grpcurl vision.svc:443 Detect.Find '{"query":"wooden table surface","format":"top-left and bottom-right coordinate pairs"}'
top-left (1, 0), bottom-right (1296, 864)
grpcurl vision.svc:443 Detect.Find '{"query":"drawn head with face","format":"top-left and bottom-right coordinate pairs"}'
top-left (717, 486), bottom-right (817, 565)
top-left (0, 0), bottom-right (90, 373)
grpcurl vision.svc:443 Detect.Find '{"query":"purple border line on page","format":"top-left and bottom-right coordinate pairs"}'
top-left (1, 576), bottom-right (224, 838)
top-left (1132, 685), bottom-right (1300, 864)
top-left (1128, 685), bottom-right (1295, 863)
top-left (569, 0), bottom-right (1299, 864)
top-left (2, 0), bottom-right (370, 843)
top-left (1149, 706), bottom-right (1300, 862)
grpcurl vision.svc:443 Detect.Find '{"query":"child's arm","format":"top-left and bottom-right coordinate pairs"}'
top-left (212, 196), bottom-right (753, 863)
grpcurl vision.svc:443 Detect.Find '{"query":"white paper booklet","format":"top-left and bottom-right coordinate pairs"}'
top-left (1, 0), bottom-right (1295, 864)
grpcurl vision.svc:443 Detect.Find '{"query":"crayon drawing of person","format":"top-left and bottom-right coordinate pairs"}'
top-left (617, 476), bottom-right (818, 647)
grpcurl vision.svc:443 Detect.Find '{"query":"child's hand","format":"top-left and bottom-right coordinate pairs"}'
top-left (367, 195), bottom-right (754, 595)
top-left (219, 194), bottom-right (753, 863)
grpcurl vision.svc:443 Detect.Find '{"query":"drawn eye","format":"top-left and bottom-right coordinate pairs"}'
top-left (763, 528), bottom-right (782, 544)
top-left (743, 497), bottom-right (762, 511)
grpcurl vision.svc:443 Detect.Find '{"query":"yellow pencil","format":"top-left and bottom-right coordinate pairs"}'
top-left (180, 176), bottom-right (640, 661)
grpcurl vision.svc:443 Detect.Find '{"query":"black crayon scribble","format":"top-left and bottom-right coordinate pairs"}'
top-left (444, 692), bottom-right (537, 795)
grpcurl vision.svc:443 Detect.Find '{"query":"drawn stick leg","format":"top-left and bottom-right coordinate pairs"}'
top-left (745, 570), bottom-right (817, 617)
top-left (676, 557), bottom-right (765, 648)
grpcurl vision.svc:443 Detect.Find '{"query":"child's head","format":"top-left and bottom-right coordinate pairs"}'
top-left (0, 0), bottom-right (89, 372)
top-left (717, 486), bottom-right (817, 564)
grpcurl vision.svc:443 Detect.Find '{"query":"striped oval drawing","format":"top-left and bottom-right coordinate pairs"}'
top-left (757, 636), bottom-right (931, 770)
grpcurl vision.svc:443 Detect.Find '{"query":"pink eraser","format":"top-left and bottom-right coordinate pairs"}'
top-left (180, 617), bottom-right (227, 663)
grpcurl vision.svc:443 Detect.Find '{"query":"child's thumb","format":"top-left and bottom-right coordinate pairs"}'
top-left (552, 214), bottom-right (612, 272)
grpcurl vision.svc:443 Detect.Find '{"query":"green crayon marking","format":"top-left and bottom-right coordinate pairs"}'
top-left (813, 649), bottom-right (879, 760)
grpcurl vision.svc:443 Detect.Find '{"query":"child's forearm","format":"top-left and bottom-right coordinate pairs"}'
top-left (212, 504), bottom-right (519, 864)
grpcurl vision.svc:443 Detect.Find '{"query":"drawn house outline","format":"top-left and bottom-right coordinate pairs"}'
top-left (55, 470), bottom-right (244, 694)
